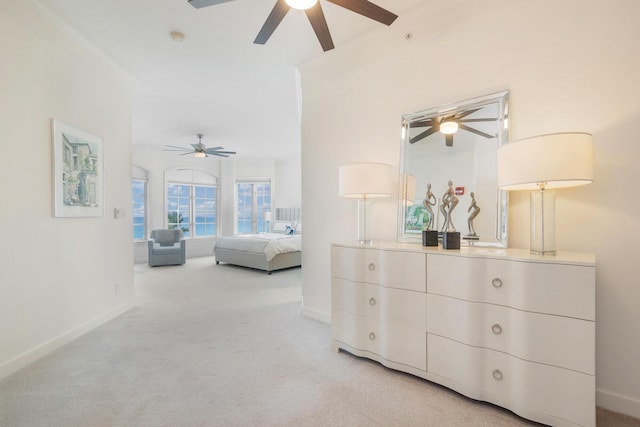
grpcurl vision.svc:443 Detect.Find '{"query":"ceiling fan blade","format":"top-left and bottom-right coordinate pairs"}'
top-left (210, 151), bottom-right (236, 155)
top-left (211, 153), bottom-right (230, 157)
top-left (205, 148), bottom-right (235, 154)
top-left (410, 119), bottom-right (435, 128)
top-left (458, 118), bottom-right (498, 123)
top-left (445, 134), bottom-right (454, 147)
top-left (180, 152), bottom-right (194, 156)
top-left (305, 3), bottom-right (335, 51)
top-left (254, 0), bottom-right (290, 45)
top-left (207, 146), bottom-right (224, 151)
top-left (458, 124), bottom-right (496, 139)
top-left (164, 146), bottom-right (192, 151)
top-left (453, 107), bottom-right (482, 119)
top-left (326, 0), bottom-right (398, 26)
top-left (187, 0), bottom-right (235, 9)
top-left (409, 127), bottom-right (438, 144)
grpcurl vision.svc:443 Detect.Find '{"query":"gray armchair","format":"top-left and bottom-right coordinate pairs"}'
top-left (148, 229), bottom-right (186, 266)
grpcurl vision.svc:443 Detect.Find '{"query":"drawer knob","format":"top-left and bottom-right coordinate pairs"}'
top-left (369, 297), bottom-right (376, 306)
top-left (369, 332), bottom-right (376, 341)
top-left (492, 369), bottom-right (503, 381)
top-left (491, 278), bottom-right (503, 288)
top-left (492, 324), bottom-right (503, 334)
top-left (368, 263), bottom-right (376, 272)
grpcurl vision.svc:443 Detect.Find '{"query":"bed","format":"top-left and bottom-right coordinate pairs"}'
top-left (213, 208), bottom-right (302, 274)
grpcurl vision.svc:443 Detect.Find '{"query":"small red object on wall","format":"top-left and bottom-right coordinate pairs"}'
top-left (455, 187), bottom-right (465, 196)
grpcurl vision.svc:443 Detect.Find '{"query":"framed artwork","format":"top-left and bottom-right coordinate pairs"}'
top-left (52, 119), bottom-right (103, 217)
top-left (404, 203), bottom-right (432, 233)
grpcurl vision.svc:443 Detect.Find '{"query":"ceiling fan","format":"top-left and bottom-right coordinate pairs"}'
top-left (408, 108), bottom-right (498, 147)
top-left (164, 134), bottom-right (236, 158)
top-left (188, 0), bottom-right (398, 52)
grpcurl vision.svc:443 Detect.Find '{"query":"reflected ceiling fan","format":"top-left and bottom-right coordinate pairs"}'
top-left (409, 108), bottom-right (498, 147)
top-left (164, 134), bottom-right (236, 158)
top-left (188, 0), bottom-right (398, 52)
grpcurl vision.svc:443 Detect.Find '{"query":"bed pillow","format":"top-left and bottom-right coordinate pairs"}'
top-left (272, 222), bottom-right (289, 233)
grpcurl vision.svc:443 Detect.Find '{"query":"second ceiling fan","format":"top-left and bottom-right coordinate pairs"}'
top-left (188, 0), bottom-right (398, 52)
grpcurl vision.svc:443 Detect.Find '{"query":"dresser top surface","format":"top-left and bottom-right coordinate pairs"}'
top-left (331, 241), bottom-right (595, 266)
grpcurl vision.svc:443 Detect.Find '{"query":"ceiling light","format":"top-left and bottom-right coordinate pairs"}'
top-left (170, 31), bottom-right (185, 42)
top-left (440, 120), bottom-right (458, 135)
top-left (285, 0), bottom-right (318, 10)
top-left (194, 152), bottom-right (206, 158)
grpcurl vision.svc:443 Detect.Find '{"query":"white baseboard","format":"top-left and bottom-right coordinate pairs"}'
top-left (0, 300), bottom-right (136, 381)
top-left (597, 388), bottom-right (640, 420)
top-left (300, 305), bottom-right (330, 324)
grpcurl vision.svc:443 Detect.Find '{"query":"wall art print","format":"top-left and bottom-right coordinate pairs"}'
top-left (52, 119), bottom-right (103, 217)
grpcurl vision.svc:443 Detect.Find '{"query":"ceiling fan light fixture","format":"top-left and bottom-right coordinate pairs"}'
top-left (285, 0), bottom-right (318, 10)
top-left (440, 120), bottom-right (459, 135)
top-left (194, 151), bottom-right (206, 158)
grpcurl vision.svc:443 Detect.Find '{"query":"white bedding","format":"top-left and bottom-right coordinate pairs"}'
top-left (214, 233), bottom-right (301, 262)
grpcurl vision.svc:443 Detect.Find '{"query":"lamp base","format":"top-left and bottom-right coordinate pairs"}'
top-left (530, 189), bottom-right (556, 256)
top-left (356, 198), bottom-right (373, 244)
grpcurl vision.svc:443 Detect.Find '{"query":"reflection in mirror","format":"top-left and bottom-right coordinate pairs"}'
top-left (398, 91), bottom-right (509, 247)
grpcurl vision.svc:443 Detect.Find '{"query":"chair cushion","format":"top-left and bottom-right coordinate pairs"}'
top-left (151, 229), bottom-right (183, 246)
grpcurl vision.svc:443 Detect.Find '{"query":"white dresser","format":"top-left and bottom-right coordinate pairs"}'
top-left (331, 242), bottom-right (596, 427)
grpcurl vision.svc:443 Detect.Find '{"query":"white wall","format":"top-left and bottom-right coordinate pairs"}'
top-left (0, 2), bottom-right (135, 378)
top-left (299, 0), bottom-right (640, 418)
top-left (274, 157), bottom-right (302, 210)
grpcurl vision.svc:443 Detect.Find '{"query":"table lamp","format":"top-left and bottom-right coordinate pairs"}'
top-left (264, 211), bottom-right (272, 232)
top-left (339, 162), bottom-right (392, 245)
top-left (497, 132), bottom-right (593, 255)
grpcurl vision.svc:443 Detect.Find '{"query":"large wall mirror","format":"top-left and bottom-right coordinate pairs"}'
top-left (398, 90), bottom-right (509, 247)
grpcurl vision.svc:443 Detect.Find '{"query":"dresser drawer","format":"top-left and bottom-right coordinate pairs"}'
top-left (332, 278), bottom-right (426, 330)
top-left (428, 334), bottom-right (595, 427)
top-left (332, 309), bottom-right (427, 371)
top-left (426, 253), bottom-right (595, 320)
top-left (332, 246), bottom-right (426, 292)
top-left (427, 294), bottom-right (594, 374)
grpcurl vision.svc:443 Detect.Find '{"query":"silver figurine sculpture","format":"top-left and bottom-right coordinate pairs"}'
top-left (467, 191), bottom-right (481, 236)
top-left (440, 180), bottom-right (459, 232)
top-left (423, 183), bottom-right (436, 230)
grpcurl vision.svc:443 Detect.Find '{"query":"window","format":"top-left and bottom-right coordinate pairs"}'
top-left (132, 166), bottom-right (148, 241)
top-left (166, 169), bottom-right (218, 238)
top-left (237, 181), bottom-right (271, 234)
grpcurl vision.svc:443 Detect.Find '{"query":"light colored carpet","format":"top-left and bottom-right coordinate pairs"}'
top-left (0, 256), bottom-right (638, 427)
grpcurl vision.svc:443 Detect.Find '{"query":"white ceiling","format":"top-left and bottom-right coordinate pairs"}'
top-left (34, 0), bottom-right (426, 160)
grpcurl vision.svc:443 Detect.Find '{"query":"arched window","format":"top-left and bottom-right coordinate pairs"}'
top-left (166, 169), bottom-right (218, 238)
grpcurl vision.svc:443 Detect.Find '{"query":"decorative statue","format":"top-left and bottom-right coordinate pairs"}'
top-left (440, 180), bottom-right (458, 232)
top-left (422, 183), bottom-right (436, 230)
top-left (467, 192), bottom-right (481, 236)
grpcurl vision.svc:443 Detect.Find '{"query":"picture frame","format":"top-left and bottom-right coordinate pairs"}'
top-left (404, 203), bottom-right (433, 234)
top-left (52, 119), bottom-right (103, 217)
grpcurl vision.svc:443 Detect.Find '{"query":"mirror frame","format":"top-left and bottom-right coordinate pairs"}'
top-left (397, 90), bottom-right (510, 247)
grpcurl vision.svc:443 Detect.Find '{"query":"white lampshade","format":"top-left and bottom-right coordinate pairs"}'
top-left (264, 211), bottom-right (272, 221)
top-left (339, 163), bottom-right (392, 198)
top-left (498, 132), bottom-right (593, 190)
top-left (285, 0), bottom-right (317, 9)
